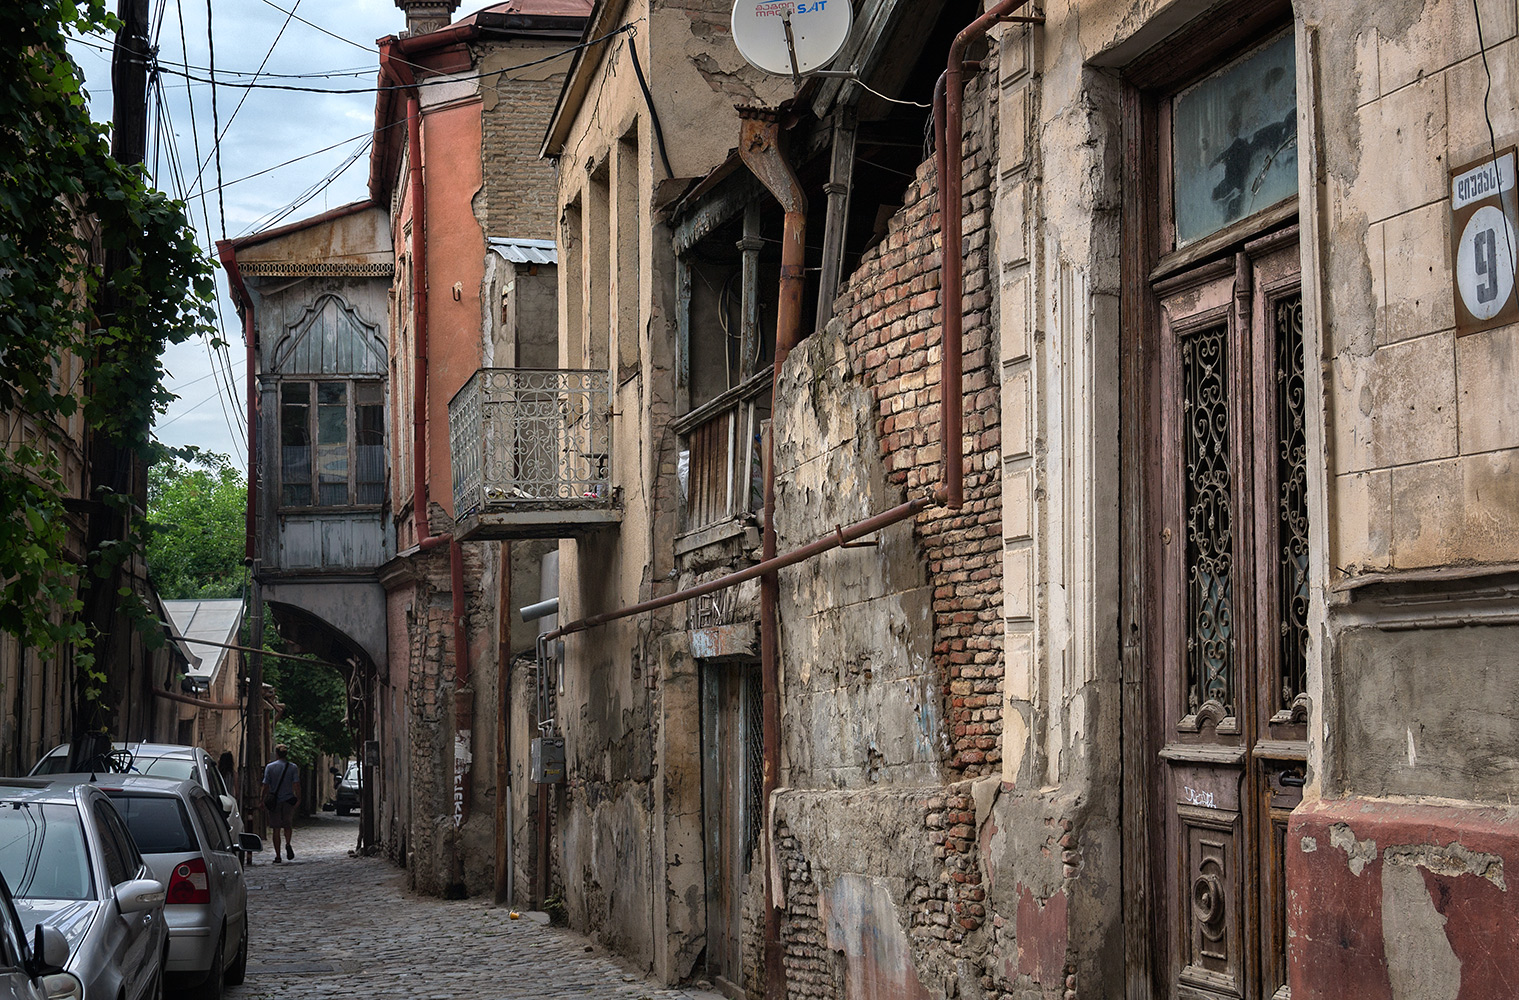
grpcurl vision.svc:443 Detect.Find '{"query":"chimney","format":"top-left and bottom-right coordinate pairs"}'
top-left (395, 0), bottom-right (460, 35)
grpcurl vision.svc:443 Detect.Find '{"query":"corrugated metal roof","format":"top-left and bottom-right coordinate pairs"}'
top-left (488, 237), bottom-right (557, 265)
top-left (164, 599), bottom-right (244, 680)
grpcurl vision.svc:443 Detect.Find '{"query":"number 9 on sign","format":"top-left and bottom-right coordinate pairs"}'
top-left (1457, 205), bottom-right (1517, 321)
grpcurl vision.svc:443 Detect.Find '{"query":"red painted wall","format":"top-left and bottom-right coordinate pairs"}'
top-left (421, 98), bottom-right (486, 519)
top-left (1288, 797), bottom-right (1519, 1000)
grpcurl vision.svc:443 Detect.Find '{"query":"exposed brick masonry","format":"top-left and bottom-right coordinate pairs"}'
top-left (836, 77), bottom-right (1002, 778)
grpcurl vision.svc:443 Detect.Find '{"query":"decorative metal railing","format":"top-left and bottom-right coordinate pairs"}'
top-left (449, 368), bottom-right (612, 517)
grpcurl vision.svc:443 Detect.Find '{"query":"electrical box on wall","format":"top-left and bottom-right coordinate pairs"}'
top-left (531, 737), bottom-right (565, 784)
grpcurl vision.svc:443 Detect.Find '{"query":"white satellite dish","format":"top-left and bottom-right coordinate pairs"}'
top-left (731, 0), bottom-right (852, 77)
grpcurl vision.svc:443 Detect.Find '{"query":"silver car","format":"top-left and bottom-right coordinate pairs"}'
top-left (0, 781), bottom-right (166, 1000)
top-left (30, 744), bottom-right (245, 846)
top-left (0, 869), bottom-right (82, 1000)
top-left (85, 777), bottom-right (258, 999)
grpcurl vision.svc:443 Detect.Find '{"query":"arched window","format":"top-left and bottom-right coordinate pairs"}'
top-left (273, 294), bottom-right (387, 508)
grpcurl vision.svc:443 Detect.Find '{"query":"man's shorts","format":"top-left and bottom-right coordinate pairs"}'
top-left (269, 799), bottom-right (296, 827)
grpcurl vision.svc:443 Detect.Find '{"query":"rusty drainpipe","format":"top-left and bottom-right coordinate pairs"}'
top-left (217, 241), bottom-right (257, 561)
top-left (387, 43), bottom-right (474, 830)
top-left (940, 0), bottom-right (1031, 510)
top-left (735, 104), bottom-right (804, 1000)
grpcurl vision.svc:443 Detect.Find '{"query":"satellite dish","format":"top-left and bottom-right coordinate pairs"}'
top-left (731, 0), bottom-right (852, 77)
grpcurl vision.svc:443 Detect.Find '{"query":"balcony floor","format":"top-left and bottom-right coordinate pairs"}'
top-left (453, 505), bottom-right (622, 541)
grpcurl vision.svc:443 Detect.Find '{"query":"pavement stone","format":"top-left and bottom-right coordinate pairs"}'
top-left (228, 811), bottom-right (722, 1000)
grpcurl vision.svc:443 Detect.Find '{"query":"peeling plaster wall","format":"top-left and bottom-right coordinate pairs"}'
top-left (1278, 0), bottom-right (1519, 993)
top-left (774, 320), bottom-right (945, 789)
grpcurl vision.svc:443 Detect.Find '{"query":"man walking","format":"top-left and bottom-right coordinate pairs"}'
top-left (262, 744), bottom-right (300, 862)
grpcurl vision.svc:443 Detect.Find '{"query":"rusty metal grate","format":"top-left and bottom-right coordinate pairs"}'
top-left (744, 666), bottom-right (763, 865)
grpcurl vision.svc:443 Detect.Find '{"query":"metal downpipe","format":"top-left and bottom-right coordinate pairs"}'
top-left (940, 0), bottom-right (1030, 510)
top-left (737, 105), bottom-right (805, 1000)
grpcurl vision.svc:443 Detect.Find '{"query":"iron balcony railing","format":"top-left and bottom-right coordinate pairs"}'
top-left (449, 368), bottom-right (612, 517)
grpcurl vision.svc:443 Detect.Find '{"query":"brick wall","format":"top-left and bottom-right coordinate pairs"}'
top-left (836, 74), bottom-right (1002, 778)
top-left (479, 71), bottom-right (562, 240)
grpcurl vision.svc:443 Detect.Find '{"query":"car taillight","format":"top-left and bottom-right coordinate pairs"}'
top-left (166, 858), bottom-right (209, 904)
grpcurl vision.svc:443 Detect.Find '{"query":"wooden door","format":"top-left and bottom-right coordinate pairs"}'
top-left (1148, 228), bottom-right (1307, 1000)
top-left (701, 660), bottom-right (762, 998)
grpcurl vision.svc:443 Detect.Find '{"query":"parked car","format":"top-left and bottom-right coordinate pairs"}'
top-left (334, 762), bottom-right (359, 815)
top-left (81, 776), bottom-right (261, 999)
top-left (30, 743), bottom-right (245, 845)
top-left (0, 869), bottom-right (82, 1000)
top-left (0, 780), bottom-right (166, 1000)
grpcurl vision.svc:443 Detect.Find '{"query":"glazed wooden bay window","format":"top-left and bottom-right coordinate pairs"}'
top-left (280, 380), bottom-right (385, 508)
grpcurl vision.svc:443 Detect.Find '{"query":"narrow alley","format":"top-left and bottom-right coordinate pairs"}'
top-left (235, 813), bottom-right (722, 1000)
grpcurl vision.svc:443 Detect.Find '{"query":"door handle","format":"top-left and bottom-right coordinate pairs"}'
top-left (1278, 771), bottom-right (1305, 788)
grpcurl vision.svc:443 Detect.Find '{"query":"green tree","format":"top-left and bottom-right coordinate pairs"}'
top-left (0, 1), bottom-right (217, 676)
top-left (146, 451), bottom-right (247, 599)
top-left (246, 608), bottom-right (352, 761)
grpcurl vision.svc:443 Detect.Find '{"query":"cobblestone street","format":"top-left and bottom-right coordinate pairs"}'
top-left (231, 812), bottom-right (721, 1000)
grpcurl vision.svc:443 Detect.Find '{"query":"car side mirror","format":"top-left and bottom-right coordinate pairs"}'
top-left (238, 832), bottom-right (263, 854)
top-left (31, 924), bottom-right (68, 973)
top-left (39, 972), bottom-right (83, 999)
top-left (113, 879), bottom-right (166, 915)
top-left (218, 794), bottom-right (237, 817)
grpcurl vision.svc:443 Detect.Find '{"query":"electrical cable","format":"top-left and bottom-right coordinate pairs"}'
top-left (1471, 0), bottom-right (1515, 266)
top-left (624, 27), bottom-right (674, 178)
top-left (181, 0), bottom-right (305, 211)
top-left (853, 77), bottom-right (932, 109)
top-left (205, 0), bottom-right (226, 238)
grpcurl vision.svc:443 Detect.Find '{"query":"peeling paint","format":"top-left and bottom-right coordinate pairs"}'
top-left (1384, 840), bottom-right (1506, 890)
top-left (1330, 823), bottom-right (1379, 876)
top-left (1015, 883), bottom-right (1069, 986)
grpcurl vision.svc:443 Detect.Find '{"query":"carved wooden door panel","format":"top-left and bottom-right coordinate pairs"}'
top-left (1150, 228), bottom-right (1307, 1000)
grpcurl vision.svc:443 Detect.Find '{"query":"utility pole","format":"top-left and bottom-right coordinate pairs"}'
top-left (110, 0), bottom-right (150, 165)
top-left (70, 0), bottom-right (152, 771)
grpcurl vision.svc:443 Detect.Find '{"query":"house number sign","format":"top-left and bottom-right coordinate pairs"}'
top-left (1451, 147), bottom-right (1519, 336)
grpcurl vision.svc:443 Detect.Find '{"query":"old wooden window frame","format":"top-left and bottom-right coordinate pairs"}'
top-left (277, 376), bottom-right (386, 511)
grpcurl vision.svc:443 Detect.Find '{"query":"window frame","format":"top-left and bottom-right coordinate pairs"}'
top-left (277, 375), bottom-right (386, 512)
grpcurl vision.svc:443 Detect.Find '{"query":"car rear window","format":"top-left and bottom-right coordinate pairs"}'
top-left (29, 753), bottom-right (70, 776)
top-left (136, 757), bottom-right (196, 782)
top-left (106, 794), bottom-right (196, 854)
top-left (0, 803), bottom-right (95, 900)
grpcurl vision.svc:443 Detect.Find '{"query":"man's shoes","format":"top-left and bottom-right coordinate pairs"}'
top-left (286, 844), bottom-right (294, 860)
top-left (273, 855), bottom-right (282, 864)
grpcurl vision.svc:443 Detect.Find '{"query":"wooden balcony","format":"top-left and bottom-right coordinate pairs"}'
top-left (447, 368), bottom-right (620, 541)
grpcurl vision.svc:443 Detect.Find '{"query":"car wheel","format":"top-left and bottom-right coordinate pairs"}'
top-left (336, 805), bottom-right (349, 815)
top-left (224, 925), bottom-right (248, 986)
top-left (192, 932), bottom-right (225, 1000)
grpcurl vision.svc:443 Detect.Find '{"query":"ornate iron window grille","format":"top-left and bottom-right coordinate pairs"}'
top-left (1181, 325), bottom-right (1236, 727)
top-left (1274, 294), bottom-right (1309, 720)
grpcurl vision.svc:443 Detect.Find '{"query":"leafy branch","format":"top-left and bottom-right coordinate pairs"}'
top-left (1, 0), bottom-right (219, 688)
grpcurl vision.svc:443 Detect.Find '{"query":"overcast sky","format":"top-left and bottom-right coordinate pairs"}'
top-left (70, 0), bottom-right (417, 474)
